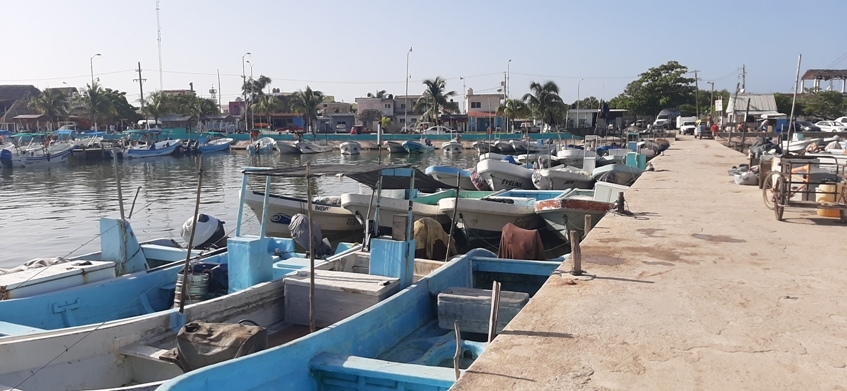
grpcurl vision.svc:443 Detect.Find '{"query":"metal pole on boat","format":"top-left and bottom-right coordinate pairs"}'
top-left (787, 54), bottom-right (803, 152)
top-left (178, 159), bottom-right (205, 314)
top-left (405, 169), bottom-right (415, 243)
top-left (453, 320), bottom-right (462, 380)
top-left (235, 171), bottom-right (248, 237)
top-left (306, 163), bottom-right (316, 333)
top-left (114, 158), bottom-right (126, 221)
top-left (260, 175), bottom-right (272, 239)
top-left (445, 174), bottom-right (461, 262)
top-left (128, 186), bottom-right (142, 219)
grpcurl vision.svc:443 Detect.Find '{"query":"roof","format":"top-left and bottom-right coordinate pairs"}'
top-left (242, 164), bottom-right (453, 190)
top-left (159, 114), bottom-right (191, 122)
top-left (12, 114), bottom-right (45, 119)
top-left (726, 93), bottom-right (778, 114)
top-left (801, 69), bottom-right (847, 80)
top-left (466, 111), bottom-right (497, 118)
top-left (0, 85), bottom-right (40, 102)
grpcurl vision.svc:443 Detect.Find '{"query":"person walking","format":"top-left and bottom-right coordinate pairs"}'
top-left (710, 122), bottom-right (720, 138)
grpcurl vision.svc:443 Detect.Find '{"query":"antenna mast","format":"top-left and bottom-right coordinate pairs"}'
top-left (156, 0), bottom-right (163, 90)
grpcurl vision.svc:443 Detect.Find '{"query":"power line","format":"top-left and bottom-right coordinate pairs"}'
top-left (0, 69), bottom-right (136, 82)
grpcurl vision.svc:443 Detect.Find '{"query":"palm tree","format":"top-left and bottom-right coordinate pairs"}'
top-left (253, 95), bottom-right (284, 128)
top-left (522, 81), bottom-right (565, 130)
top-left (143, 92), bottom-right (166, 127)
top-left (289, 86), bottom-right (325, 136)
top-left (29, 89), bottom-right (69, 130)
top-left (413, 77), bottom-right (459, 123)
top-left (367, 90), bottom-right (387, 98)
top-left (497, 99), bottom-right (531, 132)
top-left (80, 81), bottom-right (115, 130)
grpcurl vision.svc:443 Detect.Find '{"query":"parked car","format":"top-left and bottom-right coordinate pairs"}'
top-left (679, 120), bottom-right (697, 135)
top-left (835, 116), bottom-right (847, 126)
top-left (816, 120), bottom-right (847, 132)
top-left (781, 120), bottom-right (821, 132)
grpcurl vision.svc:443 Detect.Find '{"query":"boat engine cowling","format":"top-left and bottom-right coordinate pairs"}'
top-left (0, 149), bottom-right (13, 168)
top-left (181, 214), bottom-right (228, 250)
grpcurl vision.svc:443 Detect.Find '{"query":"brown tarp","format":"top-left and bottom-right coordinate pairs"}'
top-left (497, 223), bottom-right (546, 261)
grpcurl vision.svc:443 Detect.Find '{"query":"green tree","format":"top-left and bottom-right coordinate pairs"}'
top-left (802, 90), bottom-right (845, 119)
top-left (28, 89), bottom-right (69, 129)
top-left (367, 90), bottom-right (392, 99)
top-left (380, 116), bottom-right (392, 132)
top-left (290, 86), bottom-right (325, 135)
top-left (253, 95), bottom-right (284, 127)
top-left (79, 81), bottom-right (115, 130)
top-left (570, 96), bottom-right (601, 110)
top-left (611, 61), bottom-right (695, 116)
top-left (358, 109), bottom-right (383, 126)
top-left (143, 92), bottom-right (166, 125)
top-left (774, 93), bottom-right (804, 117)
top-left (497, 98), bottom-right (531, 132)
top-left (522, 81), bottom-right (565, 129)
top-left (102, 88), bottom-right (139, 125)
top-left (414, 77), bottom-right (459, 123)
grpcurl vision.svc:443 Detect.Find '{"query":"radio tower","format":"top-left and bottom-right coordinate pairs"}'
top-left (156, 0), bottom-right (163, 90)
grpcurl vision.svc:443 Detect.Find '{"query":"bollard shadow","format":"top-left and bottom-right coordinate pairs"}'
top-left (463, 370), bottom-right (536, 382)
top-left (586, 274), bottom-right (655, 284)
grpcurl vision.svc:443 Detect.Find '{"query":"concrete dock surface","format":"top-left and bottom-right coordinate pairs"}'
top-left (452, 137), bottom-right (847, 390)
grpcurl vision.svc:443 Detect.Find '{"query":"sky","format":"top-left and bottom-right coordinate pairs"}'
top-left (2, 0), bottom-right (846, 108)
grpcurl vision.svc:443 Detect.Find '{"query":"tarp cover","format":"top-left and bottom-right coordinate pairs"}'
top-left (172, 321), bottom-right (267, 372)
top-left (242, 164), bottom-right (453, 190)
top-left (497, 223), bottom-right (546, 261)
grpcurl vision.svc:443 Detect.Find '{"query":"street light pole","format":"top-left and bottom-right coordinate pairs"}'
top-left (247, 60), bottom-right (254, 131)
top-left (405, 47), bottom-right (412, 132)
top-left (460, 77), bottom-right (465, 114)
top-left (576, 78), bottom-right (584, 129)
top-left (507, 59), bottom-right (511, 132)
top-left (241, 52), bottom-right (251, 132)
top-left (707, 81), bottom-right (715, 121)
top-left (90, 53), bottom-right (101, 86)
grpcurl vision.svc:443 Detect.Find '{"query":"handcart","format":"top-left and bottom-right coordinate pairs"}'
top-left (762, 155), bottom-right (847, 222)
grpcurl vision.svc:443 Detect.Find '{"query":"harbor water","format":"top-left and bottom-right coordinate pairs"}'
top-left (0, 150), bottom-right (481, 268)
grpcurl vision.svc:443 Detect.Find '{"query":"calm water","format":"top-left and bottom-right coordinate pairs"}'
top-left (0, 150), bottom-right (480, 268)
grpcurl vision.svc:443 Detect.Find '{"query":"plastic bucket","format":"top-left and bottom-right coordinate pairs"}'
top-left (816, 184), bottom-right (841, 217)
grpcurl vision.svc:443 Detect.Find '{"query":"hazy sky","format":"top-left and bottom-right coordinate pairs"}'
top-left (2, 0), bottom-right (845, 106)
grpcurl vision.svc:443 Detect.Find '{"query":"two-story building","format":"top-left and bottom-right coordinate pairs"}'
top-left (465, 88), bottom-right (503, 132)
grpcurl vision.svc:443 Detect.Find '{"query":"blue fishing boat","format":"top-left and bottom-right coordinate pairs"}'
top-left (157, 249), bottom-right (562, 391)
top-left (403, 138), bottom-right (434, 154)
top-left (197, 133), bottom-right (233, 153)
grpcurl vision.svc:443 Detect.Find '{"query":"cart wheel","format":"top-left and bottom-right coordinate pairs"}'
top-left (840, 209), bottom-right (847, 224)
top-left (774, 176), bottom-right (786, 221)
top-left (762, 175), bottom-right (775, 210)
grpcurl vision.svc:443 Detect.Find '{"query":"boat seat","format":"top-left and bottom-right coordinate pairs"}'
top-left (0, 321), bottom-right (46, 337)
top-left (119, 343), bottom-right (172, 362)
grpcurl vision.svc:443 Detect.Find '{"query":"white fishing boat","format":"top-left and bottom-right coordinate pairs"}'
top-left (0, 140), bottom-right (73, 168)
top-left (402, 139), bottom-right (434, 154)
top-left (440, 139), bottom-right (463, 154)
top-left (340, 190), bottom-right (467, 231)
top-left (197, 135), bottom-right (233, 153)
top-left (297, 139), bottom-right (333, 154)
top-left (275, 140), bottom-right (301, 154)
top-left (472, 141), bottom-right (492, 154)
top-left (535, 188), bottom-right (612, 240)
top-left (437, 189), bottom-right (566, 239)
top-left (424, 165), bottom-right (477, 190)
top-left (532, 166), bottom-right (595, 190)
top-left (243, 191), bottom-right (361, 237)
top-left (383, 141), bottom-right (407, 154)
top-left (510, 139), bottom-right (556, 154)
top-left (339, 140), bottom-right (361, 155)
top-left (478, 152), bottom-right (508, 161)
top-left (248, 137), bottom-right (276, 155)
top-left (592, 164), bottom-right (644, 186)
top-left (476, 158), bottom-right (535, 190)
top-left (493, 139), bottom-right (514, 154)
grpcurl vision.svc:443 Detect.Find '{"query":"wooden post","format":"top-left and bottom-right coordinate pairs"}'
top-left (453, 320), bottom-right (462, 380)
top-left (487, 280), bottom-right (501, 342)
top-left (569, 230), bottom-right (582, 276)
top-left (178, 159), bottom-right (204, 314)
top-left (584, 214), bottom-right (593, 235)
top-left (307, 162), bottom-right (316, 333)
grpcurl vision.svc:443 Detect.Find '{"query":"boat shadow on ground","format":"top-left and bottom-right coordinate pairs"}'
top-left (498, 330), bottom-right (574, 339)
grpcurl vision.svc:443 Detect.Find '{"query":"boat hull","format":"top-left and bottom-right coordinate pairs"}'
top-left (298, 140), bottom-right (333, 154)
top-left (440, 141), bottom-right (462, 154)
top-left (402, 140), bottom-right (433, 154)
top-left (276, 141), bottom-right (301, 154)
top-left (424, 166), bottom-right (476, 190)
top-left (438, 197), bottom-right (542, 239)
top-left (243, 191), bottom-right (361, 236)
top-left (340, 193), bottom-right (449, 232)
top-left (532, 168), bottom-right (595, 190)
top-left (384, 141), bottom-right (407, 154)
top-left (476, 159), bottom-right (535, 190)
top-left (125, 140), bottom-right (183, 159)
top-left (535, 194), bottom-right (611, 239)
top-left (339, 141), bottom-right (361, 155)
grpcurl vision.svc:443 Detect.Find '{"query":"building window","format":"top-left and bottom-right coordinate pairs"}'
top-left (399, 118), bottom-right (405, 123)
top-left (471, 102), bottom-right (481, 109)
top-left (384, 104), bottom-right (391, 109)
top-left (400, 104), bottom-right (406, 109)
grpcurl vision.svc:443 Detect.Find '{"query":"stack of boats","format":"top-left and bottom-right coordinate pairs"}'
top-left (0, 164), bottom-right (563, 391)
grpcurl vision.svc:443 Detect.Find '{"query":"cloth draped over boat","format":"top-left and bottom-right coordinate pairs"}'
top-left (497, 223), bottom-right (546, 261)
top-left (289, 213), bottom-right (334, 258)
top-left (242, 164), bottom-right (454, 190)
top-left (0, 257), bottom-right (66, 275)
top-left (166, 321), bottom-right (268, 372)
top-left (412, 217), bottom-right (455, 260)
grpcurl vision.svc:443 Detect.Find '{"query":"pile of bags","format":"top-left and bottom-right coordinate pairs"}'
top-left (729, 164), bottom-right (759, 186)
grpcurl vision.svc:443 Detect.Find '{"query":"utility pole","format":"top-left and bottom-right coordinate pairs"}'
top-left (741, 64), bottom-right (746, 92)
top-left (693, 70), bottom-right (701, 119)
top-left (706, 81), bottom-right (715, 121)
top-left (134, 62), bottom-right (147, 128)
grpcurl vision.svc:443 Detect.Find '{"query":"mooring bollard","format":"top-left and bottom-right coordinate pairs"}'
top-left (616, 191), bottom-right (626, 214)
top-left (569, 230), bottom-right (582, 276)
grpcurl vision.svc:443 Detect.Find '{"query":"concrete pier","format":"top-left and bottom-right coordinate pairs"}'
top-left (452, 137), bottom-right (847, 390)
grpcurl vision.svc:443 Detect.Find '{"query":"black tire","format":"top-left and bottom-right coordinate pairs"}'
top-left (840, 209), bottom-right (847, 224)
top-left (762, 175), bottom-right (775, 210)
top-left (774, 176), bottom-right (786, 221)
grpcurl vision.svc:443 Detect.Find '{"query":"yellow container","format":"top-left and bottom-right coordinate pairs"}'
top-left (816, 184), bottom-right (842, 217)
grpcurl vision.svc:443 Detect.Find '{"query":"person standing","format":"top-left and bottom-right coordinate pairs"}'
top-left (710, 122), bottom-right (719, 138)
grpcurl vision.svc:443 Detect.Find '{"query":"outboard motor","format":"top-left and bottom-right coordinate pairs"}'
top-left (288, 213), bottom-right (333, 258)
top-left (0, 149), bottom-right (13, 168)
top-left (181, 214), bottom-right (228, 250)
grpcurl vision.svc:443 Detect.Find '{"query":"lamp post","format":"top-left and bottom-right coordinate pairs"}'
top-left (707, 81), bottom-right (715, 121)
top-left (247, 60), bottom-right (254, 130)
top-left (90, 53), bottom-right (101, 86)
top-left (241, 52), bottom-right (251, 131)
top-left (405, 47), bottom-right (412, 132)
top-left (459, 77), bottom-right (466, 114)
top-left (576, 78), bottom-right (584, 129)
